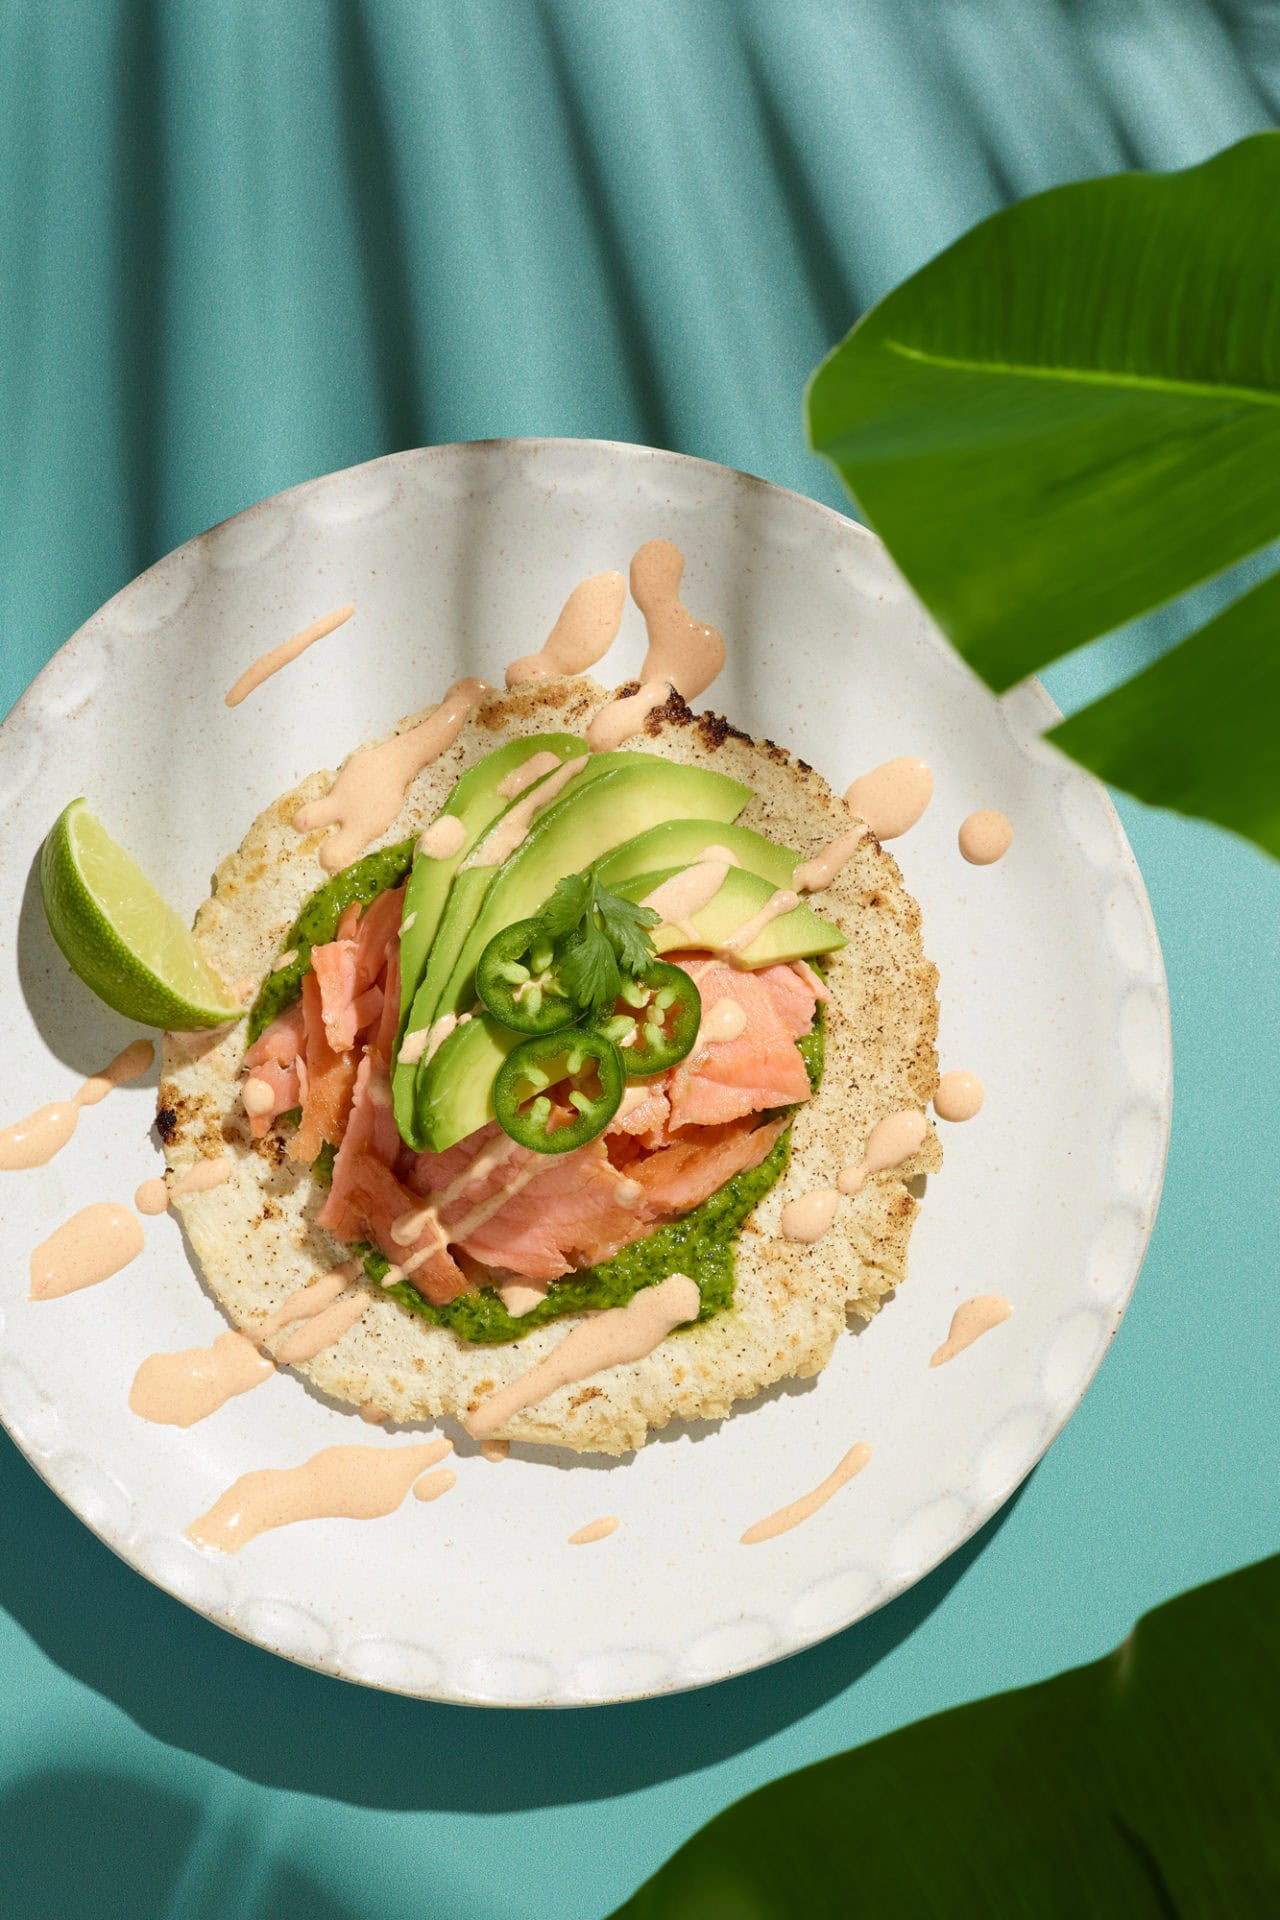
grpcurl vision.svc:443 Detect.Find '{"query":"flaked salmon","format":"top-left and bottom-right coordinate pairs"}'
top-left (665, 960), bottom-right (814, 1129)
top-left (250, 913), bottom-right (818, 1289)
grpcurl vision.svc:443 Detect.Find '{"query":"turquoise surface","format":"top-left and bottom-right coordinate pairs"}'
top-left (2, 5), bottom-right (1278, 1915)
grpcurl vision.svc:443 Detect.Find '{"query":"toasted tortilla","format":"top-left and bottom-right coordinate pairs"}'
top-left (160, 678), bottom-right (940, 1454)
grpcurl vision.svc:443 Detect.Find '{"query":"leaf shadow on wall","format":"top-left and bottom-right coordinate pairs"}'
top-left (0, 1434), bottom-right (1026, 1814)
top-left (0, 1768), bottom-right (358, 1920)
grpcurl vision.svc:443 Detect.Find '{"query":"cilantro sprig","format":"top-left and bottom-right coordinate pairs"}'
top-left (532, 872), bottom-right (659, 1014)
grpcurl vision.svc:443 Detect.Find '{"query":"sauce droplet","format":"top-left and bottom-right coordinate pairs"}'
top-left (837, 1109), bottom-right (928, 1196)
top-left (294, 679), bottom-right (490, 871)
top-left (630, 541), bottom-right (726, 700)
top-left (845, 758), bottom-right (933, 841)
top-left (958, 810), bottom-right (1013, 865)
top-left (498, 1278), bottom-right (549, 1319)
top-left (412, 1466), bottom-right (456, 1503)
top-left (134, 1177), bottom-right (170, 1215)
top-left (697, 997), bottom-right (748, 1047)
top-left (481, 1439), bottom-right (510, 1463)
top-left (186, 1439), bottom-right (454, 1554)
top-left (359, 1402), bottom-right (390, 1425)
top-left (505, 573), bottom-right (627, 687)
top-left (929, 1295), bottom-right (1013, 1367)
top-left (741, 1442), bottom-right (872, 1544)
top-left (242, 1075), bottom-right (276, 1118)
top-left (467, 1273), bottom-right (700, 1439)
top-left (224, 604), bottom-right (355, 708)
top-left (0, 1039), bottom-right (154, 1172)
top-left (569, 1516), bottom-right (619, 1546)
top-left (416, 814), bottom-right (467, 860)
top-left (29, 1202), bottom-right (145, 1299)
top-left (934, 1070), bottom-right (984, 1122)
top-left (780, 1187), bottom-right (841, 1244)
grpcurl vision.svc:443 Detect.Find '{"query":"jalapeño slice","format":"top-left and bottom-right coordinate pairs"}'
top-left (493, 1029), bottom-right (624, 1153)
top-left (592, 960), bottom-right (701, 1076)
top-left (475, 917), bottom-right (581, 1036)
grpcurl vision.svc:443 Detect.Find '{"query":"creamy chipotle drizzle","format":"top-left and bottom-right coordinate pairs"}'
top-left (505, 573), bottom-right (627, 687)
top-left (741, 1442), bottom-right (872, 1544)
top-left (0, 1039), bottom-right (153, 1172)
top-left (129, 1331), bottom-right (273, 1427)
top-left (586, 680), bottom-right (670, 753)
top-left (225, 604), bottom-right (355, 708)
top-left (723, 889), bottom-right (799, 954)
top-left (471, 755), bottom-right (588, 868)
top-left (467, 1272), bottom-right (701, 1439)
top-left (641, 860), bottom-right (731, 940)
top-left (274, 1289), bottom-right (371, 1365)
top-left (631, 541), bottom-right (726, 699)
top-left (959, 810), bottom-right (1013, 865)
top-left (187, 1439), bottom-right (454, 1553)
top-left (930, 1295), bottom-right (1012, 1367)
top-left (171, 1158), bottom-right (233, 1198)
top-left (498, 750), bottom-right (563, 800)
top-left (294, 678), bottom-right (490, 871)
top-left (30, 1202), bottom-right (145, 1299)
top-left (129, 1266), bottom-right (366, 1427)
top-left (846, 758), bottom-right (933, 841)
top-left (794, 825), bottom-right (866, 895)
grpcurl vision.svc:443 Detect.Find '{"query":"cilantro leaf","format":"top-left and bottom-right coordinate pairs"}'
top-left (597, 889), bottom-right (660, 976)
top-left (537, 871), bottom-right (594, 940)
top-left (526, 871), bottom-right (659, 1015)
top-left (558, 924), bottom-right (621, 1012)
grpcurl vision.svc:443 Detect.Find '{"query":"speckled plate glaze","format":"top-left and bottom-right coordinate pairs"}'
top-left (0, 441), bottom-right (1170, 1706)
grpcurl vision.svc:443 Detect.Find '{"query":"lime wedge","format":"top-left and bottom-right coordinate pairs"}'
top-left (40, 800), bottom-right (241, 1030)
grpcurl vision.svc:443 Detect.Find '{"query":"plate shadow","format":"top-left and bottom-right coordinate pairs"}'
top-left (0, 1431), bottom-right (1026, 1813)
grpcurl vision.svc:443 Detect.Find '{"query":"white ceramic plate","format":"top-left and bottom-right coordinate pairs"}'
top-left (0, 440), bottom-right (1170, 1706)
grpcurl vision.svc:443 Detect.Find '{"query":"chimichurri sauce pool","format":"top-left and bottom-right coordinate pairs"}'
top-left (363, 1002), bottom-right (825, 1346)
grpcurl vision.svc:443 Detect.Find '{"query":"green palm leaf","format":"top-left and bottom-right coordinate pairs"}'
top-left (807, 133), bottom-right (1280, 857)
top-left (610, 1555), bottom-right (1280, 1918)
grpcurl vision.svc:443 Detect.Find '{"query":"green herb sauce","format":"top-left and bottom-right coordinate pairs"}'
top-left (362, 1002), bottom-right (826, 1345)
top-left (246, 836), bottom-right (417, 1043)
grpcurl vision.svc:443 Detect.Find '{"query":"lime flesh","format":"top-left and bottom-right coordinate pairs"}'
top-left (40, 800), bottom-right (241, 1030)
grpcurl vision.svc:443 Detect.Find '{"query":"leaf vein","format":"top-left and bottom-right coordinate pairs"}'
top-left (883, 338), bottom-right (1280, 410)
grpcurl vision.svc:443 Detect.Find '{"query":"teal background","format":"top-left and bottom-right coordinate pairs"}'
top-left (2, 4), bottom-right (1278, 1915)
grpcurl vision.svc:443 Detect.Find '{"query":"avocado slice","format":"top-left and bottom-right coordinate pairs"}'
top-left (392, 732), bottom-right (584, 1143)
top-left (415, 1012), bottom-right (522, 1154)
top-left (616, 865), bottom-right (847, 966)
top-left (433, 758), bottom-right (754, 1024)
top-left (593, 819), bottom-right (798, 893)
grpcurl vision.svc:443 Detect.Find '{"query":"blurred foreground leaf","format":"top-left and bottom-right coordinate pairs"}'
top-left (611, 1555), bottom-right (1280, 1919)
top-left (808, 135), bottom-right (1280, 857)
